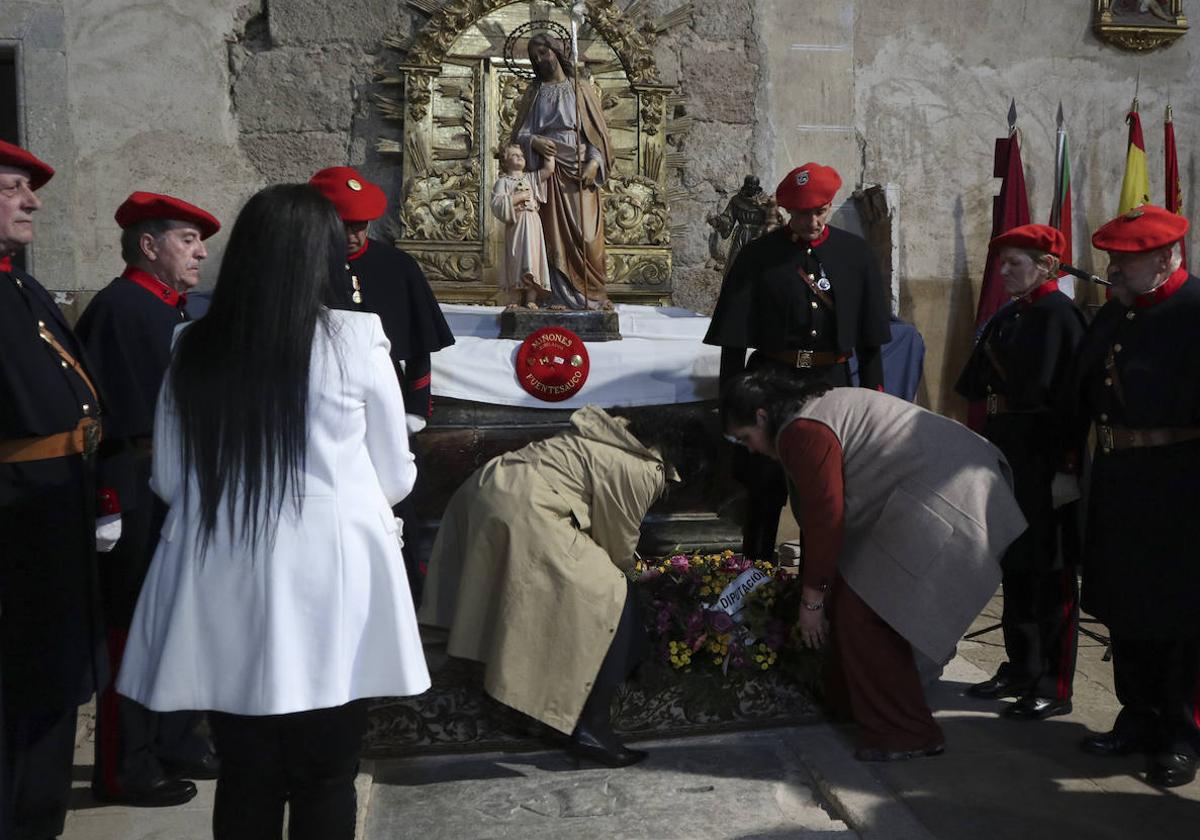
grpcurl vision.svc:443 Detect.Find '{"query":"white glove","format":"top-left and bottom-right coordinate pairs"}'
top-left (96, 513), bottom-right (122, 553)
top-left (393, 516), bottom-right (405, 549)
top-left (405, 414), bottom-right (427, 435)
top-left (1051, 472), bottom-right (1082, 509)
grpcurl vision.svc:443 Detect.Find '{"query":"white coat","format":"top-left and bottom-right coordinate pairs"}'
top-left (116, 310), bottom-right (431, 716)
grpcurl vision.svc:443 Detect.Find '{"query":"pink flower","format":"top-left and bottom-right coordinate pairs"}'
top-left (669, 554), bottom-right (690, 572)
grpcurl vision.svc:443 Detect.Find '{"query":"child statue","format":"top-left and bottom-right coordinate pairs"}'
top-left (491, 143), bottom-right (554, 309)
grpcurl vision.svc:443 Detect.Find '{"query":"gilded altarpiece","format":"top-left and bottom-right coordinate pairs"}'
top-left (378, 0), bottom-right (682, 303)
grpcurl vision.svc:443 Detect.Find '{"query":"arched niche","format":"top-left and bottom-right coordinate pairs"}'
top-left (376, 0), bottom-right (686, 303)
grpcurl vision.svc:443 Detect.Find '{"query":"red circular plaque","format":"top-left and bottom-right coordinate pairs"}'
top-left (515, 326), bottom-right (590, 402)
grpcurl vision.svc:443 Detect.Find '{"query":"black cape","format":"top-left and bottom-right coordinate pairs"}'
top-left (1064, 274), bottom-right (1200, 636)
top-left (703, 226), bottom-right (892, 355)
top-left (956, 289), bottom-right (1085, 573)
top-left (337, 238), bottom-right (454, 361)
top-left (332, 239), bottom-right (455, 417)
top-left (75, 274), bottom-right (186, 624)
top-left (1, 266), bottom-right (106, 710)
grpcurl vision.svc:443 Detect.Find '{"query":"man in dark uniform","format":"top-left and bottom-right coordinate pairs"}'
top-left (0, 140), bottom-right (107, 839)
top-left (704, 162), bottom-right (892, 561)
top-left (1066, 205), bottom-right (1200, 788)
top-left (309, 166), bottom-right (455, 603)
top-left (956, 224), bottom-right (1085, 720)
top-left (74, 192), bottom-right (223, 807)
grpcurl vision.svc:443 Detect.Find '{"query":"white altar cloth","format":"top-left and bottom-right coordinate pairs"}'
top-left (431, 304), bottom-right (721, 409)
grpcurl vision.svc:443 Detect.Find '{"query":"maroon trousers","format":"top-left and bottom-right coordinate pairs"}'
top-left (825, 575), bottom-right (944, 751)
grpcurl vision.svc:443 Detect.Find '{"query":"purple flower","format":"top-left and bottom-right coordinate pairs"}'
top-left (669, 554), bottom-right (690, 572)
top-left (707, 610), bottom-right (735, 633)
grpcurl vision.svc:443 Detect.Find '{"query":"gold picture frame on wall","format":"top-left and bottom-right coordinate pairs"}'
top-left (1095, 0), bottom-right (1189, 51)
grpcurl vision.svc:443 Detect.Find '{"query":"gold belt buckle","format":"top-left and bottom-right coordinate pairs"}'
top-left (82, 420), bottom-right (101, 459)
top-left (986, 394), bottom-right (998, 415)
top-left (795, 350), bottom-right (814, 368)
top-left (1098, 424), bottom-right (1114, 454)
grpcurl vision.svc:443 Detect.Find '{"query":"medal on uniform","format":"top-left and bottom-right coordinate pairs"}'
top-left (816, 277), bottom-right (831, 292)
top-left (351, 273), bottom-right (362, 304)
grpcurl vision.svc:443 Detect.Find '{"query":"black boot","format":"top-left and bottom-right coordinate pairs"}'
top-left (569, 581), bottom-right (648, 768)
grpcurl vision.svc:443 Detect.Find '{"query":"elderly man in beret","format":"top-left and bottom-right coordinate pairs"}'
top-left (310, 166), bottom-right (454, 604)
top-left (74, 192), bottom-right (223, 807)
top-left (956, 224), bottom-right (1086, 720)
top-left (704, 162), bottom-right (892, 563)
top-left (1064, 205), bottom-right (1200, 787)
top-left (0, 140), bottom-right (108, 839)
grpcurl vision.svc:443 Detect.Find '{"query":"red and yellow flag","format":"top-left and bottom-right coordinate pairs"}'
top-left (1164, 104), bottom-right (1187, 268)
top-left (1119, 101), bottom-right (1150, 214)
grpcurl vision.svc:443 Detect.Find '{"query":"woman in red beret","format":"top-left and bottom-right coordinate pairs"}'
top-left (955, 223), bottom-right (1086, 719)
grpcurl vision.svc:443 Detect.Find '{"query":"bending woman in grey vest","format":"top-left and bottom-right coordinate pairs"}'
top-left (721, 370), bottom-right (1027, 760)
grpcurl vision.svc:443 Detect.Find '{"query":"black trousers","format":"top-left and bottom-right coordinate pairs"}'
top-left (208, 701), bottom-right (367, 840)
top-left (997, 562), bottom-right (1080, 700)
top-left (1109, 633), bottom-right (1200, 758)
top-left (93, 628), bottom-right (210, 794)
top-left (2, 706), bottom-right (78, 840)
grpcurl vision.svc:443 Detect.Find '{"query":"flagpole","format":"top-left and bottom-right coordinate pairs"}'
top-left (1051, 102), bottom-right (1066, 230)
top-left (569, 5), bottom-right (588, 309)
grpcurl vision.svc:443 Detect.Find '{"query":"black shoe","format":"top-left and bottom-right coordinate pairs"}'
top-left (93, 776), bottom-right (198, 807)
top-left (966, 673), bottom-right (1032, 700)
top-left (568, 726), bottom-right (647, 768)
top-left (1080, 728), bottom-right (1151, 757)
top-left (1004, 696), bottom-right (1073, 721)
top-left (854, 742), bottom-right (945, 762)
top-left (161, 751), bottom-right (219, 780)
top-left (1147, 753), bottom-right (1197, 788)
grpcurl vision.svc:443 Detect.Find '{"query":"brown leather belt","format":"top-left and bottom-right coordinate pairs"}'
top-left (0, 417), bottom-right (102, 463)
top-left (1096, 424), bottom-right (1200, 453)
top-left (760, 349), bottom-right (850, 369)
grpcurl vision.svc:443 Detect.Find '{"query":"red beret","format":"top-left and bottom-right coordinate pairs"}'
top-left (309, 166), bottom-right (387, 223)
top-left (0, 140), bottom-right (54, 190)
top-left (775, 163), bottom-right (842, 211)
top-left (115, 192), bottom-right (220, 240)
top-left (990, 224), bottom-right (1067, 259)
top-left (1092, 205), bottom-right (1190, 253)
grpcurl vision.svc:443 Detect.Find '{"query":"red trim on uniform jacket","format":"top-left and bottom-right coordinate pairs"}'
top-left (121, 265), bottom-right (185, 308)
top-left (97, 487), bottom-right (121, 516)
top-left (347, 239), bottom-right (370, 262)
top-left (0, 255), bottom-right (12, 272)
top-left (1134, 266), bottom-right (1188, 308)
top-left (410, 372), bottom-right (432, 391)
top-left (1021, 278), bottom-right (1059, 306)
top-left (807, 226), bottom-right (831, 248)
top-left (1057, 567), bottom-right (1077, 700)
top-left (787, 225), bottom-right (831, 249)
top-left (777, 418), bottom-right (845, 592)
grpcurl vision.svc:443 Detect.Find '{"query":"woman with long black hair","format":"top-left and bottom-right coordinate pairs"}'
top-left (116, 184), bottom-right (429, 839)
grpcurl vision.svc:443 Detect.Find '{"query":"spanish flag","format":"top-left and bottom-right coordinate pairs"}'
top-left (1119, 100), bottom-right (1150, 214)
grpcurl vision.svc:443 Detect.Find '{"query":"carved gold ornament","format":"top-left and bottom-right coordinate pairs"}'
top-left (383, 0), bottom-right (691, 303)
top-left (1094, 0), bottom-right (1189, 51)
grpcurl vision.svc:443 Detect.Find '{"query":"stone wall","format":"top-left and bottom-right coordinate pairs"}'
top-left (5, 1), bottom-right (1200, 414)
top-left (852, 2), bottom-right (1200, 415)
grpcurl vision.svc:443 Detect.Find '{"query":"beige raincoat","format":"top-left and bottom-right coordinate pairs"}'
top-left (419, 405), bottom-right (671, 734)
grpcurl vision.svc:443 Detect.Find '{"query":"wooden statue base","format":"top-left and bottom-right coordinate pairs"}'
top-left (498, 308), bottom-right (622, 342)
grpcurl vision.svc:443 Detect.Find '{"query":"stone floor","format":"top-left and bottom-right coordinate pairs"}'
top-left (59, 588), bottom-right (1200, 840)
top-left (364, 730), bottom-right (853, 840)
